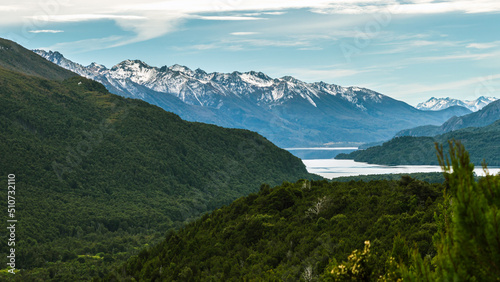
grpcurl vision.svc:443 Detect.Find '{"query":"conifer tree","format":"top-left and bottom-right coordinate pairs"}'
top-left (402, 141), bottom-right (500, 281)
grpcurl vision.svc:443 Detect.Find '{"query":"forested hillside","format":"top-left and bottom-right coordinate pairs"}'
top-left (336, 120), bottom-right (500, 166)
top-left (0, 63), bottom-right (313, 279)
top-left (103, 142), bottom-right (500, 281)
top-left (396, 99), bottom-right (500, 137)
top-left (111, 176), bottom-right (443, 280)
top-left (0, 38), bottom-right (76, 81)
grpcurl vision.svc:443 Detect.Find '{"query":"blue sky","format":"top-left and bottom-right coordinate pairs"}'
top-left (1, 0), bottom-right (499, 105)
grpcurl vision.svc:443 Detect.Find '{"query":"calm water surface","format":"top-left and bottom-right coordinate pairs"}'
top-left (287, 148), bottom-right (500, 179)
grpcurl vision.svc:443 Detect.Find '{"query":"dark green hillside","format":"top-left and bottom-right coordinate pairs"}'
top-left (396, 100), bottom-right (500, 137)
top-left (109, 143), bottom-right (500, 281)
top-left (0, 65), bottom-right (313, 280)
top-left (336, 120), bottom-right (500, 166)
top-left (336, 136), bottom-right (437, 165)
top-left (332, 172), bottom-right (444, 183)
top-left (112, 177), bottom-right (443, 281)
top-left (0, 38), bottom-right (76, 80)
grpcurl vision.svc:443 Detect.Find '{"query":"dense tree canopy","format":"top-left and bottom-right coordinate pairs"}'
top-left (111, 176), bottom-right (443, 281)
top-left (336, 122), bottom-right (500, 166)
top-left (0, 66), bottom-right (313, 280)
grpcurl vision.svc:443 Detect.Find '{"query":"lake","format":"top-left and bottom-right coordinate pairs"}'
top-left (286, 148), bottom-right (500, 179)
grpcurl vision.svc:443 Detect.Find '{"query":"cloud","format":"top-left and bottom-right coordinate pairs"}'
top-left (407, 51), bottom-right (500, 63)
top-left (388, 73), bottom-right (500, 97)
top-left (365, 38), bottom-right (465, 55)
top-left (298, 47), bottom-right (324, 51)
top-left (467, 42), bottom-right (500, 49)
top-left (0, 5), bottom-right (19, 12)
top-left (4, 0), bottom-right (500, 51)
top-left (263, 11), bottom-right (287, 15)
top-left (230, 32), bottom-right (260, 36)
top-left (28, 14), bottom-right (146, 23)
top-left (194, 16), bottom-right (265, 21)
top-left (41, 36), bottom-right (126, 53)
top-left (282, 67), bottom-right (370, 82)
top-left (311, 0), bottom-right (500, 15)
top-left (29, 30), bottom-right (64, 33)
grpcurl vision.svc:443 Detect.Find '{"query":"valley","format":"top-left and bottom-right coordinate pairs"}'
top-left (0, 33), bottom-right (498, 281)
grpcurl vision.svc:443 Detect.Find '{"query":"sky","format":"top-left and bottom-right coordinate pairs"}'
top-left (1, 0), bottom-right (499, 105)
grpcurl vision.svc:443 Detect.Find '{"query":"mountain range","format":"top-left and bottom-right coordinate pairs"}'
top-left (396, 99), bottom-right (500, 137)
top-left (33, 50), bottom-right (471, 147)
top-left (417, 96), bottom-right (497, 112)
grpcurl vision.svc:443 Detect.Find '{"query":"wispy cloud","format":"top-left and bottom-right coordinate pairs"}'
top-left (467, 41), bottom-right (500, 49)
top-left (0, 5), bottom-right (19, 12)
top-left (406, 51), bottom-right (500, 63)
top-left (5, 0), bottom-right (500, 51)
top-left (242, 11), bottom-right (287, 16)
top-left (230, 32), bottom-right (260, 36)
top-left (298, 47), bottom-right (324, 51)
top-left (280, 66), bottom-right (371, 82)
top-left (195, 16), bottom-right (265, 21)
top-left (29, 30), bottom-right (64, 34)
top-left (365, 38), bottom-right (465, 55)
top-left (311, 0), bottom-right (500, 15)
top-left (41, 36), bottom-right (127, 53)
top-left (177, 37), bottom-right (313, 52)
top-left (388, 73), bottom-right (500, 97)
top-left (28, 14), bottom-right (146, 23)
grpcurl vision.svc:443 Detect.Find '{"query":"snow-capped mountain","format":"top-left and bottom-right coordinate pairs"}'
top-left (33, 50), bottom-right (383, 110)
top-left (33, 50), bottom-right (471, 147)
top-left (417, 96), bottom-right (497, 112)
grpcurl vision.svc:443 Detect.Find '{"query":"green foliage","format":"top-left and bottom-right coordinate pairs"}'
top-left (111, 142), bottom-right (499, 281)
top-left (337, 121), bottom-right (500, 166)
top-left (323, 241), bottom-right (378, 281)
top-left (0, 66), bottom-right (313, 280)
top-left (336, 136), bottom-right (438, 165)
top-left (0, 38), bottom-right (76, 81)
top-left (111, 177), bottom-right (443, 281)
top-left (398, 141), bottom-right (500, 280)
top-left (332, 172), bottom-right (445, 184)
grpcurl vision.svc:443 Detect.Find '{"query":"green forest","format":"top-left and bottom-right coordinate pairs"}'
top-left (0, 61), bottom-right (314, 279)
top-left (108, 142), bottom-right (500, 281)
top-left (336, 121), bottom-right (500, 166)
top-left (112, 177), bottom-right (443, 281)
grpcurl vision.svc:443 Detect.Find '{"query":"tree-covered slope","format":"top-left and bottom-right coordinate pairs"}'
top-left (0, 65), bottom-right (314, 280)
top-left (107, 143), bottom-right (500, 281)
top-left (336, 120), bottom-right (500, 166)
top-left (111, 177), bottom-right (443, 281)
top-left (396, 99), bottom-right (500, 137)
top-left (0, 38), bottom-right (76, 81)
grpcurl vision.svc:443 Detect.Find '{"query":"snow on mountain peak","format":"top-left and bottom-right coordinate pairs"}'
top-left (417, 96), bottom-right (498, 112)
top-left (88, 62), bottom-right (107, 71)
top-left (239, 72), bottom-right (274, 87)
top-left (168, 64), bottom-right (194, 75)
top-left (110, 60), bottom-right (160, 84)
top-left (33, 49), bottom-right (392, 110)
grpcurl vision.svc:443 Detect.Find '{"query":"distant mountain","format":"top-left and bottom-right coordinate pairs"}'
top-left (396, 100), bottom-right (500, 137)
top-left (0, 39), bottom-right (314, 279)
top-left (417, 96), bottom-right (497, 112)
top-left (337, 119), bottom-right (500, 166)
top-left (33, 50), bottom-right (471, 147)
